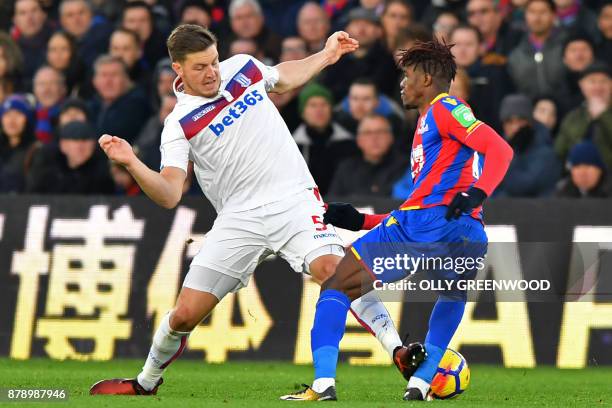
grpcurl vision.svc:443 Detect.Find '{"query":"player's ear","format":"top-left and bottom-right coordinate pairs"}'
top-left (423, 73), bottom-right (433, 88)
top-left (171, 61), bottom-right (183, 77)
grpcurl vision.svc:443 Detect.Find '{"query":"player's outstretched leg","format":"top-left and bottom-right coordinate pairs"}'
top-left (404, 296), bottom-right (466, 401)
top-left (90, 270), bottom-right (234, 396)
top-left (307, 254), bottom-right (421, 382)
top-left (280, 252), bottom-right (425, 401)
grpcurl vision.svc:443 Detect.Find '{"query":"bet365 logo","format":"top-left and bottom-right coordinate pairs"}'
top-left (209, 90), bottom-right (264, 136)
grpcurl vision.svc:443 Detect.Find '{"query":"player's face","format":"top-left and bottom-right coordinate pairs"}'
top-left (400, 66), bottom-right (424, 110)
top-left (173, 46), bottom-right (221, 99)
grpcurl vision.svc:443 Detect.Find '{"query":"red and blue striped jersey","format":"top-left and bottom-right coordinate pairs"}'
top-left (401, 93), bottom-right (485, 219)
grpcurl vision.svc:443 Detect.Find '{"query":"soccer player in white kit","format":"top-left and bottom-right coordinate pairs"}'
top-left (90, 24), bottom-right (416, 399)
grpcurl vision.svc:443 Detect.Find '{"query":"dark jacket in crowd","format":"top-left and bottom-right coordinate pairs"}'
top-left (466, 55), bottom-right (515, 133)
top-left (90, 87), bottom-right (151, 143)
top-left (14, 23), bottom-right (55, 90)
top-left (26, 144), bottom-right (114, 194)
top-left (328, 150), bottom-right (408, 197)
top-left (0, 132), bottom-right (34, 193)
top-left (555, 105), bottom-right (612, 170)
top-left (143, 29), bottom-right (170, 67)
top-left (557, 69), bottom-right (585, 116)
top-left (293, 122), bottom-right (358, 195)
top-left (486, 21), bottom-right (523, 56)
top-left (498, 123), bottom-right (561, 197)
top-left (320, 41), bottom-right (398, 100)
top-left (556, 176), bottom-right (612, 197)
top-left (134, 115), bottom-right (163, 170)
top-left (507, 31), bottom-right (568, 101)
top-left (76, 20), bottom-right (114, 68)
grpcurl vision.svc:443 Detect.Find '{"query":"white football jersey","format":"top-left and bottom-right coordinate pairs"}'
top-left (160, 54), bottom-right (315, 213)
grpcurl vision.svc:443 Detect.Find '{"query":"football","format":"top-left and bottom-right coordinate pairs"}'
top-left (429, 348), bottom-right (470, 399)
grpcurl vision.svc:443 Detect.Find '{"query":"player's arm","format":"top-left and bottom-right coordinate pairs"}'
top-left (99, 134), bottom-right (186, 209)
top-left (323, 202), bottom-right (389, 231)
top-left (270, 31), bottom-right (358, 94)
top-left (436, 104), bottom-right (513, 219)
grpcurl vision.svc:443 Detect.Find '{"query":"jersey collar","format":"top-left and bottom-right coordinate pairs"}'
top-left (429, 92), bottom-right (449, 105)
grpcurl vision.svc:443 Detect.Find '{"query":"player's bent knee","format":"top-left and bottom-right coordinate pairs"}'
top-left (310, 258), bottom-right (339, 284)
top-left (169, 306), bottom-right (199, 332)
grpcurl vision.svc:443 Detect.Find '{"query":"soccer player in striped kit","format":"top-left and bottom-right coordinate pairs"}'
top-left (282, 38), bottom-right (513, 401)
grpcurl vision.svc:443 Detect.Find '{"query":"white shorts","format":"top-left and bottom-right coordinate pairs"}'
top-left (184, 188), bottom-right (344, 292)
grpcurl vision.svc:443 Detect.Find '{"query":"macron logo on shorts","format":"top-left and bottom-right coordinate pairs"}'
top-left (178, 60), bottom-right (264, 140)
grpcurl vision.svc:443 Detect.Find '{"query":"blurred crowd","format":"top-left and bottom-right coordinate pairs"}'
top-left (0, 0), bottom-right (611, 200)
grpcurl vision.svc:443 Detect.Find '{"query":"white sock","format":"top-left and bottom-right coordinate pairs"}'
top-left (137, 312), bottom-right (191, 391)
top-left (350, 291), bottom-right (403, 358)
top-left (407, 376), bottom-right (430, 397)
top-left (312, 377), bottom-right (335, 393)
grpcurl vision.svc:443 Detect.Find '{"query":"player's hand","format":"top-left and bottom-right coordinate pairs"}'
top-left (323, 31), bottom-right (359, 65)
top-left (98, 134), bottom-right (136, 168)
top-left (323, 202), bottom-right (365, 231)
top-left (445, 187), bottom-right (487, 220)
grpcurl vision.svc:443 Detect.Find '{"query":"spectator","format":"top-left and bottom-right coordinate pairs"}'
top-left (533, 96), bottom-right (559, 132)
top-left (58, 97), bottom-right (89, 126)
top-left (228, 38), bottom-right (270, 64)
top-left (335, 78), bottom-right (406, 144)
top-left (268, 36), bottom-right (308, 132)
top-left (556, 141), bottom-right (611, 197)
top-left (33, 66), bottom-right (67, 144)
top-left (329, 113), bottom-right (408, 196)
top-left (509, 0), bottom-right (529, 32)
top-left (554, 0), bottom-right (599, 40)
top-left (559, 33), bottom-right (595, 113)
top-left (360, 0), bottom-right (385, 16)
top-left (46, 31), bottom-right (86, 96)
top-left (320, 0), bottom-right (355, 31)
top-left (320, 7), bottom-right (398, 100)
top-left (109, 28), bottom-right (151, 94)
top-left (596, 4), bottom-right (612, 64)
top-left (110, 161), bottom-right (141, 195)
top-left (433, 11), bottom-right (460, 43)
top-left (26, 120), bottom-right (114, 194)
top-left (449, 25), bottom-right (514, 132)
top-left (59, 0), bottom-right (113, 68)
top-left (227, 0), bottom-right (282, 62)
top-left (393, 25), bottom-right (432, 65)
top-left (90, 55), bottom-right (151, 143)
top-left (555, 62), bottom-right (612, 169)
top-left (134, 93), bottom-right (177, 170)
top-left (449, 68), bottom-right (471, 102)
top-left (121, 1), bottom-right (168, 66)
top-left (508, 0), bottom-right (568, 101)
top-left (293, 82), bottom-right (358, 194)
top-left (381, 0), bottom-right (412, 53)
top-left (0, 94), bottom-right (35, 193)
top-left (151, 57), bottom-right (176, 111)
top-left (11, 0), bottom-right (54, 87)
top-left (297, 2), bottom-right (330, 54)
top-left (498, 94), bottom-right (561, 196)
top-left (179, 0), bottom-right (212, 27)
top-left (0, 32), bottom-right (24, 93)
top-left (419, 0), bottom-right (466, 29)
top-left (466, 0), bottom-right (522, 56)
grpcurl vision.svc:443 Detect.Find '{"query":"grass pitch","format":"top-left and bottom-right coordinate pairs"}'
top-left (0, 358), bottom-right (610, 407)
